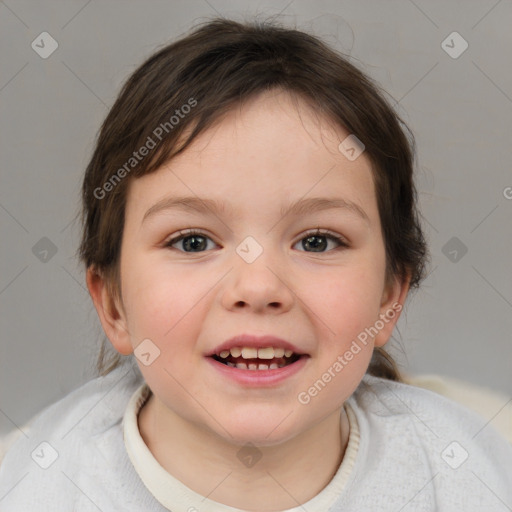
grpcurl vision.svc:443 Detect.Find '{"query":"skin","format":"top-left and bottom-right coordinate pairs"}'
top-left (87, 89), bottom-right (409, 510)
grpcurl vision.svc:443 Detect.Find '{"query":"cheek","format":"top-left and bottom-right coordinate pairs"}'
top-left (122, 267), bottom-right (209, 388)
top-left (120, 256), bottom-right (200, 344)
top-left (312, 265), bottom-right (384, 336)
top-left (304, 274), bottom-right (381, 404)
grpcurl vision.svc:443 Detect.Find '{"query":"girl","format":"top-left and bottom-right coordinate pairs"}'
top-left (1, 17), bottom-right (510, 511)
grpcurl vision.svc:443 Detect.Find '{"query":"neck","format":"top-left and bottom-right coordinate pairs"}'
top-left (138, 393), bottom-right (350, 511)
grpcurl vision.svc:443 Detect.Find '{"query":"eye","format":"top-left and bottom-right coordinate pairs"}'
top-left (293, 229), bottom-right (348, 253)
top-left (165, 228), bottom-right (348, 254)
top-left (165, 229), bottom-right (217, 253)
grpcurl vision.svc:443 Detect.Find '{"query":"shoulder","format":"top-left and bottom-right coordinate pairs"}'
top-left (353, 374), bottom-right (510, 444)
top-left (7, 360), bottom-right (143, 444)
top-left (343, 374), bottom-right (512, 508)
top-left (404, 372), bottom-right (512, 442)
top-left (0, 360), bottom-right (145, 509)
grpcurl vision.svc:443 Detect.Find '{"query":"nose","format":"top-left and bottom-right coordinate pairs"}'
top-left (221, 251), bottom-right (295, 314)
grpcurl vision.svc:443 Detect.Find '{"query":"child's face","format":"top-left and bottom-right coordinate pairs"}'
top-left (99, 89), bottom-right (406, 445)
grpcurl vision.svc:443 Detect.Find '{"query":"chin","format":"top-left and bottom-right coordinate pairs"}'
top-left (212, 408), bottom-right (305, 447)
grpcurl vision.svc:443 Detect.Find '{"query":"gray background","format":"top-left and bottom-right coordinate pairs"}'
top-left (1, 0), bottom-right (511, 437)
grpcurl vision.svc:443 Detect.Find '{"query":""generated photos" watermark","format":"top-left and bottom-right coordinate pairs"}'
top-left (297, 302), bottom-right (402, 405)
top-left (93, 97), bottom-right (197, 200)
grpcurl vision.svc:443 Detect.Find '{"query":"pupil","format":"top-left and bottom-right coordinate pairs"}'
top-left (184, 235), bottom-right (206, 252)
top-left (303, 235), bottom-right (326, 252)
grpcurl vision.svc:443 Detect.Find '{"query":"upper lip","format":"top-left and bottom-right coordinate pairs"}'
top-left (206, 334), bottom-right (307, 357)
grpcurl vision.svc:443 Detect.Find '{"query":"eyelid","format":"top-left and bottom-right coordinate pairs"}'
top-left (164, 228), bottom-right (218, 246)
top-left (297, 228), bottom-right (349, 246)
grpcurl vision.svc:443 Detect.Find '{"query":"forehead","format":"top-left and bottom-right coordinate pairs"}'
top-left (124, 89), bottom-right (378, 225)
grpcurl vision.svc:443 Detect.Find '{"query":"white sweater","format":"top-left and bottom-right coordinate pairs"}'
top-left (0, 360), bottom-right (511, 511)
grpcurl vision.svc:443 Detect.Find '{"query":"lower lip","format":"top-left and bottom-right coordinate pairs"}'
top-left (205, 355), bottom-right (309, 386)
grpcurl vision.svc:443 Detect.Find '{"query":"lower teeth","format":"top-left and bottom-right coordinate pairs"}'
top-left (225, 361), bottom-right (286, 370)
top-left (215, 353), bottom-right (300, 370)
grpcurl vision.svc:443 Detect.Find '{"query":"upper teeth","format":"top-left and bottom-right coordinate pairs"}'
top-left (218, 347), bottom-right (294, 359)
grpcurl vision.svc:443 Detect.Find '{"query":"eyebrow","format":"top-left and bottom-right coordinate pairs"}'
top-left (142, 195), bottom-right (370, 225)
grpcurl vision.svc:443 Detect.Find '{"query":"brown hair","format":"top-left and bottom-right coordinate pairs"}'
top-left (79, 17), bottom-right (428, 379)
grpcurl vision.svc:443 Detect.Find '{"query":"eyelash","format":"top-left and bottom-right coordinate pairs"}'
top-left (164, 228), bottom-right (349, 253)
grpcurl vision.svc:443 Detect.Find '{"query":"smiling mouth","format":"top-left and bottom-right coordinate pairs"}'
top-left (211, 347), bottom-right (302, 370)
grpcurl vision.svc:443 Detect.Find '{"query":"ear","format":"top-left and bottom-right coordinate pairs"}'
top-left (374, 273), bottom-right (410, 348)
top-left (86, 266), bottom-right (133, 355)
